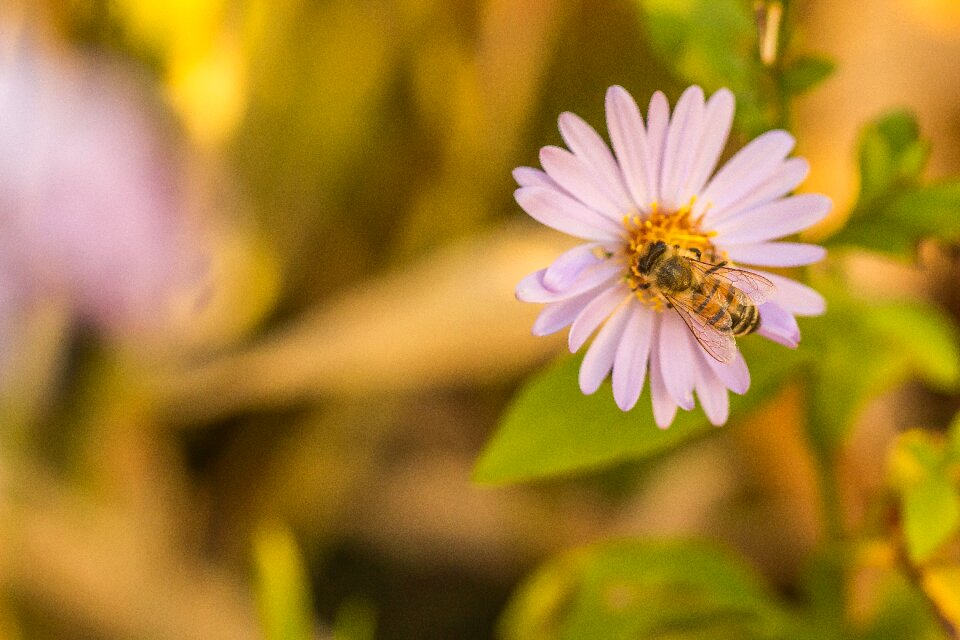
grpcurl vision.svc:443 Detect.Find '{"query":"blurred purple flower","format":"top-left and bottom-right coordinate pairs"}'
top-left (0, 29), bottom-right (204, 342)
top-left (515, 86), bottom-right (830, 427)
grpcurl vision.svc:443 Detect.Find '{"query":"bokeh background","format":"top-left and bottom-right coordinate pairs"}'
top-left (3, 0), bottom-right (960, 638)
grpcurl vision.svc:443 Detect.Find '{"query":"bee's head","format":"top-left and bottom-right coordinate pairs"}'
top-left (635, 240), bottom-right (668, 274)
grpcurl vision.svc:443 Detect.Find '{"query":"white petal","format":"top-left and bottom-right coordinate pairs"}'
top-left (540, 146), bottom-right (624, 220)
top-left (605, 85), bottom-right (652, 209)
top-left (649, 315), bottom-right (679, 428)
top-left (694, 345), bottom-right (730, 426)
top-left (516, 268), bottom-right (550, 302)
top-left (513, 166), bottom-right (564, 191)
top-left (706, 157), bottom-right (809, 225)
top-left (645, 91), bottom-right (670, 204)
top-left (515, 187), bottom-right (623, 241)
top-left (721, 241), bottom-right (826, 267)
top-left (532, 290), bottom-right (597, 336)
top-left (712, 194), bottom-right (832, 245)
top-left (695, 130), bottom-right (795, 219)
top-left (579, 301), bottom-right (632, 394)
top-left (658, 311), bottom-right (696, 410)
top-left (705, 348), bottom-right (750, 394)
top-left (516, 263), bottom-right (621, 303)
top-left (659, 86), bottom-right (705, 209)
top-left (683, 88), bottom-right (735, 197)
top-left (569, 285), bottom-right (630, 352)
top-left (543, 243), bottom-right (603, 291)
top-left (557, 111), bottom-right (632, 207)
top-left (753, 271), bottom-right (826, 316)
top-left (612, 303), bottom-right (654, 410)
top-left (757, 302), bottom-right (800, 347)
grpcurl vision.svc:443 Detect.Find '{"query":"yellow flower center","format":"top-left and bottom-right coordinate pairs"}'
top-left (620, 198), bottom-right (720, 309)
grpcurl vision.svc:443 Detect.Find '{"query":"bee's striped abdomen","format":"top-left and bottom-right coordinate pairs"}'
top-left (693, 281), bottom-right (721, 314)
top-left (692, 284), bottom-right (760, 336)
top-left (729, 296), bottom-right (761, 336)
top-left (692, 283), bottom-right (735, 332)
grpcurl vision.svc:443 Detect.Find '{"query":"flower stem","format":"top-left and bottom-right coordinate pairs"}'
top-left (814, 448), bottom-right (844, 543)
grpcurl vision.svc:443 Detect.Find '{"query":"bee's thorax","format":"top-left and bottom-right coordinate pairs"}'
top-left (653, 255), bottom-right (694, 293)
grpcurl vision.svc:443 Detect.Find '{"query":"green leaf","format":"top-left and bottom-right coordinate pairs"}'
top-left (889, 431), bottom-right (960, 563)
top-left (830, 180), bottom-right (960, 258)
top-left (499, 539), bottom-right (803, 640)
top-left (796, 548), bottom-right (846, 638)
top-left (474, 337), bottom-right (808, 485)
top-left (638, 0), bottom-right (753, 88)
top-left (822, 215), bottom-right (919, 258)
top-left (859, 571), bottom-right (948, 640)
top-left (802, 283), bottom-right (960, 453)
top-left (884, 181), bottom-right (960, 240)
top-left (826, 111), bottom-right (957, 258)
top-left (856, 110), bottom-right (928, 204)
top-left (497, 550), bottom-right (583, 640)
top-left (781, 56), bottom-right (835, 95)
top-left (862, 300), bottom-right (960, 391)
top-left (252, 522), bottom-right (315, 640)
top-left (636, 0), bottom-right (770, 135)
top-left (904, 476), bottom-right (960, 562)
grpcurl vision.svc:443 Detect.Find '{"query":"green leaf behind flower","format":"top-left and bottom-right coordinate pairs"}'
top-left (857, 111), bottom-right (929, 204)
top-left (888, 427), bottom-right (960, 563)
top-left (473, 336), bottom-right (808, 485)
top-left (636, 0), bottom-right (834, 136)
top-left (498, 539), bottom-right (805, 640)
top-left (636, 0), bottom-right (768, 135)
top-left (825, 111), bottom-right (960, 258)
top-left (802, 279), bottom-right (960, 454)
top-left (780, 56), bottom-right (835, 96)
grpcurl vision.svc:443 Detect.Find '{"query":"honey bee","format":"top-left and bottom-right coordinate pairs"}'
top-left (634, 240), bottom-right (775, 363)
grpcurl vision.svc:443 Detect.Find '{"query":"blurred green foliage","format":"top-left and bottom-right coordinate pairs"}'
top-left (858, 573), bottom-right (945, 640)
top-left (889, 422), bottom-right (960, 564)
top-left (801, 282), bottom-right (960, 455)
top-left (638, 0), bottom-right (833, 137)
top-left (252, 522), bottom-right (315, 640)
top-left (779, 55), bottom-right (835, 95)
top-left (827, 111), bottom-right (960, 257)
top-left (333, 598), bottom-right (378, 640)
top-left (639, 0), bottom-right (769, 135)
top-left (500, 539), bottom-right (804, 640)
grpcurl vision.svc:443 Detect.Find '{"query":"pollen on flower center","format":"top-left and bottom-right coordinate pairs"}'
top-left (622, 198), bottom-right (719, 309)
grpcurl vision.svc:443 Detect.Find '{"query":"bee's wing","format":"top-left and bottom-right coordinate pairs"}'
top-left (665, 294), bottom-right (737, 364)
top-left (688, 260), bottom-right (776, 304)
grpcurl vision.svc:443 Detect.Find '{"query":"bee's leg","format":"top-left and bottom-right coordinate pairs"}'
top-left (689, 248), bottom-right (702, 260)
top-left (666, 302), bottom-right (674, 309)
top-left (638, 283), bottom-right (651, 290)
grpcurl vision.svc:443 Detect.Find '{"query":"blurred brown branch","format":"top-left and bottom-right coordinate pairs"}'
top-left (158, 226), bottom-right (571, 426)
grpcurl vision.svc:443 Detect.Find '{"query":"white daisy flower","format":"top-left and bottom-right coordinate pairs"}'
top-left (515, 85), bottom-right (830, 427)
